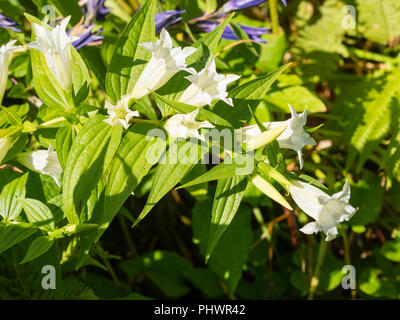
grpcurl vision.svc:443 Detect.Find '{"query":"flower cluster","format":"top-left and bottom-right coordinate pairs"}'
top-left (0, 3), bottom-right (357, 244)
top-left (107, 28), bottom-right (356, 242)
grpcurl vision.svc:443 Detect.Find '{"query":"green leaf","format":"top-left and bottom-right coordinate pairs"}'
top-left (178, 157), bottom-right (253, 189)
top-left (359, 267), bottom-right (397, 299)
top-left (105, 0), bottom-right (156, 103)
top-left (0, 105), bottom-right (22, 126)
top-left (206, 176), bottom-right (248, 262)
top-left (100, 123), bottom-right (167, 237)
top-left (71, 48), bottom-right (91, 105)
top-left (192, 200), bottom-right (253, 295)
top-left (56, 123), bottom-right (77, 170)
top-left (186, 14), bottom-right (233, 66)
top-left (295, 0), bottom-right (348, 56)
top-left (120, 251), bottom-right (193, 298)
top-left (357, 0), bottom-right (400, 45)
top-left (135, 139), bottom-right (206, 227)
top-left (62, 116), bottom-right (122, 224)
top-left (48, 0), bottom-right (83, 25)
top-left (256, 29), bottom-right (287, 73)
top-left (19, 198), bottom-right (55, 232)
top-left (20, 236), bottom-right (54, 264)
top-left (151, 90), bottom-right (232, 127)
top-left (265, 85), bottom-right (327, 113)
top-left (0, 221), bottom-right (37, 255)
top-left (80, 46), bottom-right (107, 90)
top-left (380, 240), bottom-right (400, 262)
top-left (0, 172), bottom-right (28, 221)
top-left (341, 67), bottom-right (400, 171)
top-left (251, 175), bottom-right (292, 210)
top-left (349, 173), bottom-right (382, 226)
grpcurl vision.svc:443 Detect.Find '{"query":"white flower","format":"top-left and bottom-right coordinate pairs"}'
top-left (240, 105), bottom-right (316, 169)
top-left (27, 17), bottom-right (77, 91)
top-left (103, 95), bottom-right (139, 129)
top-left (164, 109), bottom-right (214, 141)
top-left (179, 57), bottom-right (240, 108)
top-left (130, 28), bottom-right (197, 100)
top-left (0, 40), bottom-right (20, 103)
top-left (289, 180), bottom-right (357, 241)
top-left (17, 145), bottom-right (63, 187)
top-left (0, 136), bottom-right (12, 164)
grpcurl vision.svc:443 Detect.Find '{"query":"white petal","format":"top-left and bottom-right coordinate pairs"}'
top-left (159, 28), bottom-right (172, 48)
top-left (139, 42), bottom-right (156, 52)
top-left (289, 181), bottom-right (327, 220)
top-left (325, 227), bottom-right (339, 241)
top-left (300, 222), bottom-right (319, 235)
top-left (288, 104), bottom-right (297, 118)
top-left (297, 150), bottom-right (304, 170)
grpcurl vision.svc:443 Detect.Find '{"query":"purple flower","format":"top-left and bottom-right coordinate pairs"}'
top-left (80, 0), bottom-right (110, 21)
top-left (194, 20), bottom-right (270, 42)
top-left (0, 13), bottom-right (20, 32)
top-left (155, 10), bottom-right (185, 32)
top-left (222, 0), bottom-right (286, 12)
top-left (68, 24), bottom-right (104, 50)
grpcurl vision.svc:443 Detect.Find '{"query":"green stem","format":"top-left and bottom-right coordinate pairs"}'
top-left (97, 244), bottom-right (125, 295)
top-left (308, 239), bottom-right (327, 300)
top-left (342, 229), bottom-right (351, 266)
top-left (118, 215), bottom-right (137, 257)
top-left (269, 0), bottom-right (280, 35)
top-left (131, 118), bottom-right (160, 125)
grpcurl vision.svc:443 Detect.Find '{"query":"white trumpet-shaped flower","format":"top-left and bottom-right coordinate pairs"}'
top-left (27, 16), bottom-right (77, 91)
top-left (0, 136), bottom-right (12, 164)
top-left (239, 105), bottom-right (316, 169)
top-left (179, 57), bottom-right (240, 108)
top-left (104, 95), bottom-right (139, 129)
top-left (17, 145), bottom-right (63, 187)
top-left (289, 180), bottom-right (357, 241)
top-left (130, 28), bottom-right (197, 100)
top-left (164, 109), bottom-right (214, 141)
top-left (0, 40), bottom-right (20, 104)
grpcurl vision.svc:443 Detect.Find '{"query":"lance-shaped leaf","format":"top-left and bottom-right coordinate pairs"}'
top-left (100, 123), bottom-right (167, 237)
top-left (62, 115), bottom-right (122, 224)
top-left (105, 0), bottom-right (156, 103)
top-left (151, 90), bottom-right (232, 127)
top-left (135, 139), bottom-right (206, 227)
top-left (206, 176), bottom-right (248, 262)
top-left (19, 198), bottom-right (55, 232)
top-left (20, 235), bottom-right (54, 264)
top-left (56, 123), bottom-right (77, 169)
top-left (178, 156), bottom-right (254, 189)
top-left (187, 14), bottom-right (234, 66)
top-left (0, 172), bottom-right (28, 221)
top-left (0, 222), bottom-right (37, 255)
top-left (251, 174), bottom-right (292, 210)
top-left (75, 124), bottom-right (167, 269)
